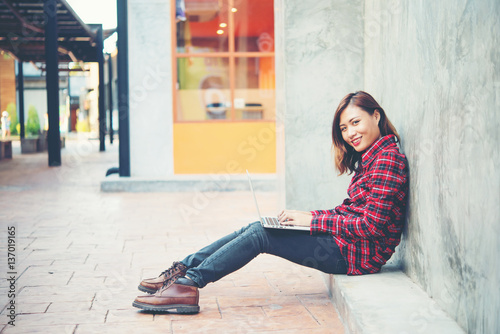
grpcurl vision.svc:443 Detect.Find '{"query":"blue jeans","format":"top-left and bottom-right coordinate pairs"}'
top-left (181, 221), bottom-right (347, 288)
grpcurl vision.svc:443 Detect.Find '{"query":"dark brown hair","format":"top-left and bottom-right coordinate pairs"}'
top-left (332, 91), bottom-right (400, 175)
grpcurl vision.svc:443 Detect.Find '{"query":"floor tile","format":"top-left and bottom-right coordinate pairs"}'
top-left (0, 138), bottom-right (344, 334)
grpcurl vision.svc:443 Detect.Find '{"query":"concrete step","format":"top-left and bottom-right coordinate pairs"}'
top-left (101, 173), bottom-right (277, 192)
top-left (325, 265), bottom-right (465, 334)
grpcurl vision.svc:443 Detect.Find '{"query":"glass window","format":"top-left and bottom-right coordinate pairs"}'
top-left (174, 0), bottom-right (275, 122)
top-left (233, 0), bottom-right (274, 53)
top-left (177, 0), bottom-right (229, 53)
top-left (234, 57), bottom-right (275, 120)
top-left (176, 57), bottom-right (230, 121)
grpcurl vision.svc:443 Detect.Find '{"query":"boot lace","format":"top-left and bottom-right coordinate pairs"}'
top-left (158, 261), bottom-right (187, 289)
top-left (161, 275), bottom-right (180, 289)
top-left (159, 261), bottom-right (186, 278)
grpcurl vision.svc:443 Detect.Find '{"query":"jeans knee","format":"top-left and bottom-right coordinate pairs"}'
top-left (249, 220), bottom-right (262, 228)
top-left (246, 221), bottom-right (269, 251)
top-left (237, 221), bottom-right (261, 235)
top-left (248, 221), bottom-right (266, 234)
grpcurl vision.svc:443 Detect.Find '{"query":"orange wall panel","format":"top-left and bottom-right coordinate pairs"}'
top-left (0, 54), bottom-right (16, 113)
top-left (174, 122), bottom-right (276, 174)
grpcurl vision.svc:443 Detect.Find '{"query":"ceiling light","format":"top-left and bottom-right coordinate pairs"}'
top-left (231, 8), bottom-right (237, 12)
top-left (219, 23), bottom-right (227, 28)
top-left (217, 29), bottom-right (224, 35)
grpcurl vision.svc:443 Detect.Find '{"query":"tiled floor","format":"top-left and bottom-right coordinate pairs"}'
top-left (0, 136), bottom-right (344, 333)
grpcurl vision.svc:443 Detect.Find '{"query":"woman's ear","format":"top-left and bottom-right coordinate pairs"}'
top-left (374, 110), bottom-right (381, 124)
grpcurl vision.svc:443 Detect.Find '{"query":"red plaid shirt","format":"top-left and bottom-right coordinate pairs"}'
top-left (310, 135), bottom-right (408, 275)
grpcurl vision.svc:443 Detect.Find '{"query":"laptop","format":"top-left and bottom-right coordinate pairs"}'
top-left (246, 170), bottom-right (310, 231)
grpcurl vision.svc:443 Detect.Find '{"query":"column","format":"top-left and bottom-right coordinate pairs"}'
top-left (117, 0), bottom-right (130, 176)
top-left (274, 0), bottom-right (364, 210)
top-left (127, 0), bottom-right (174, 177)
top-left (17, 61), bottom-right (25, 139)
top-left (96, 24), bottom-right (106, 152)
top-left (107, 54), bottom-right (114, 144)
top-left (44, 0), bottom-right (61, 167)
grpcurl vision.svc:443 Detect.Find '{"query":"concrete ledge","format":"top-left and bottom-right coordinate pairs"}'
top-left (325, 265), bottom-right (465, 334)
top-left (101, 173), bottom-right (277, 192)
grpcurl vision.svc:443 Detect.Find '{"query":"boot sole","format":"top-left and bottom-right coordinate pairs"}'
top-left (138, 285), bottom-right (157, 294)
top-left (132, 301), bottom-right (200, 314)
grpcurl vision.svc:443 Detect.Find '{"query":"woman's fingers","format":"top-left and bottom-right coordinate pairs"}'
top-left (278, 211), bottom-right (284, 222)
top-left (278, 210), bottom-right (290, 223)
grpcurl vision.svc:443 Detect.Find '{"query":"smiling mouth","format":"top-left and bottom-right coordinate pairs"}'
top-left (352, 137), bottom-right (362, 146)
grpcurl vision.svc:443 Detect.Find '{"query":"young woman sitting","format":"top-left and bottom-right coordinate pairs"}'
top-left (132, 91), bottom-right (409, 314)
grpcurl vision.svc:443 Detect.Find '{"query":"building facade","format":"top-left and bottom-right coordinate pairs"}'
top-left (128, 0), bottom-right (276, 178)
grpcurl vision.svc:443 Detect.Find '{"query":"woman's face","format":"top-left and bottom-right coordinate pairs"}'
top-left (339, 105), bottom-right (381, 152)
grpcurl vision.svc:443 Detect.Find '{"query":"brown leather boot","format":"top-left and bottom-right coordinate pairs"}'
top-left (138, 261), bottom-right (188, 294)
top-left (133, 277), bottom-right (200, 314)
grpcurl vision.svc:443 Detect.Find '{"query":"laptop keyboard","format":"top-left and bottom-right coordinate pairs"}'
top-left (263, 217), bottom-right (281, 228)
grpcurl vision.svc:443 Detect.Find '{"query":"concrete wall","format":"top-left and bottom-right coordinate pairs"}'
top-left (363, 1), bottom-right (500, 332)
top-left (275, 0), bottom-right (364, 212)
top-left (128, 0), bottom-right (174, 178)
top-left (278, 0), bottom-right (499, 332)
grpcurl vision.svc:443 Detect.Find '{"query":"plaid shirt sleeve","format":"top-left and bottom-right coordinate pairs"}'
top-left (310, 150), bottom-right (407, 239)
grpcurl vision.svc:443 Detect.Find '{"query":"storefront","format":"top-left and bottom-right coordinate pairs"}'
top-left (126, 0), bottom-right (276, 177)
top-left (172, 0), bottom-right (276, 174)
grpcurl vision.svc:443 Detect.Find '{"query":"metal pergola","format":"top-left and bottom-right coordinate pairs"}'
top-left (0, 0), bottom-right (110, 166)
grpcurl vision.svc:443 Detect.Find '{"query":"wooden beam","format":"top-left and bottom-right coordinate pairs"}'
top-left (0, 0), bottom-right (44, 33)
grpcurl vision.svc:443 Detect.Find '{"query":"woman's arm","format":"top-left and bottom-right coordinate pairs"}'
top-left (311, 150), bottom-right (408, 239)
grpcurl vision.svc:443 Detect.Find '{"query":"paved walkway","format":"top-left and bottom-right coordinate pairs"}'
top-left (0, 136), bottom-right (344, 333)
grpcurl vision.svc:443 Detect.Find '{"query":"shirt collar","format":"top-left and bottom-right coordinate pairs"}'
top-left (361, 134), bottom-right (398, 168)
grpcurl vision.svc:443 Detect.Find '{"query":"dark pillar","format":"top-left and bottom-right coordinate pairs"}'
top-left (107, 54), bottom-right (114, 144)
top-left (44, 0), bottom-right (61, 166)
top-left (117, 0), bottom-right (130, 176)
top-left (17, 61), bottom-right (25, 139)
top-left (96, 25), bottom-right (106, 152)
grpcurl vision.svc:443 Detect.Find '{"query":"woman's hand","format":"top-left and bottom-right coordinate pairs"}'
top-left (278, 210), bottom-right (313, 227)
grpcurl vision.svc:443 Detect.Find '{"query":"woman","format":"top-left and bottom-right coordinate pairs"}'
top-left (133, 91), bottom-right (409, 314)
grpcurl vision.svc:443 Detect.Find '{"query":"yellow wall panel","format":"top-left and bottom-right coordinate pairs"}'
top-left (174, 122), bottom-right (276, 174)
